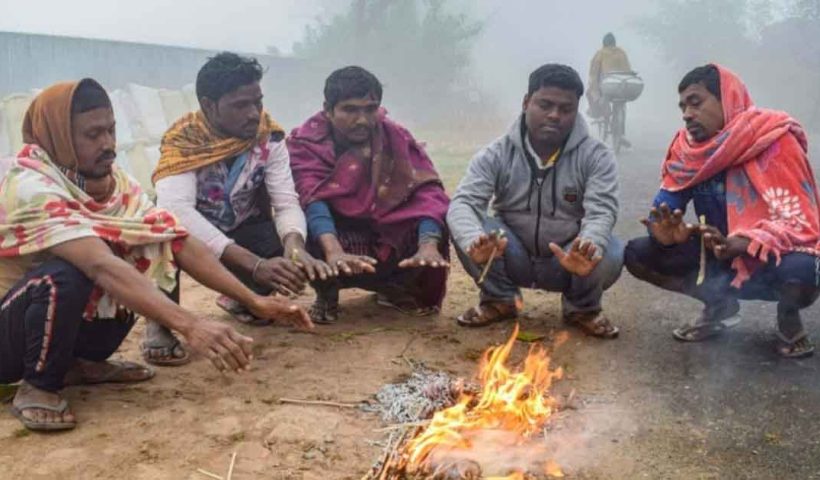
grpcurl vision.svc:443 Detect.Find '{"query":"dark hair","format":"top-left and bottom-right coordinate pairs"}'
top-left (528, 64), bottom-right (584, 98)
top-left (71, 78), bottom-right (111, 114)
top-left (678, 64), bottom-right (721, 100)
top-left (603, 32), bottom-right (616, 47)
top-left (324, 66), bottom-right (383, 109)
top-left (196, 52), bottom-right (264, 102)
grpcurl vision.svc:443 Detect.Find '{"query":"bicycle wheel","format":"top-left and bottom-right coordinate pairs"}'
top-left (612, 102), bottom-right (627, 154)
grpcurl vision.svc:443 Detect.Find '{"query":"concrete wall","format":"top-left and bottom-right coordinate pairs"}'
top-left (0, 31), bottom-right (324, 128)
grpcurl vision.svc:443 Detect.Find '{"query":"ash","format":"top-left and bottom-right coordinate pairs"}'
top-left (366, 367), bottom-right (474, 424)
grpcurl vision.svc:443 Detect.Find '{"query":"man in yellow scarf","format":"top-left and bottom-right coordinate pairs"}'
top-left (153, 53), bottom-right (330, 348)
top-left (0, 79), bottom-right (312, 432)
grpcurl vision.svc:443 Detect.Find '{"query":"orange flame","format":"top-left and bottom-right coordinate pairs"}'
top-left (404, 324), bottom-right (564, 478)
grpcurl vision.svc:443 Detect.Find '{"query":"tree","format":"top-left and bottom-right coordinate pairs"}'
top-left (292, 0), bottom-right (483, 127)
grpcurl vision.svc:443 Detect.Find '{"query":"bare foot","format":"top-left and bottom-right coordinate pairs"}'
top-left (141, 320), bottom-right (190, 366)
top-left (12, 381), bottom-right (75, 429)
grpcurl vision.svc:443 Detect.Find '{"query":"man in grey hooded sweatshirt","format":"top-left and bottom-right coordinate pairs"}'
top-left (447, 64), bottom-right (623, 337)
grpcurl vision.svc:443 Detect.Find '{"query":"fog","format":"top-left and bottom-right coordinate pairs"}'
top-left (1, 0), bottom-right (819, 143)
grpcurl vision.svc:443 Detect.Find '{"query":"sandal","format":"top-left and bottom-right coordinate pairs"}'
top-left (216, 295), bottom-right (272, 327)
top-left (65, 360), bottom-right (154, 385)
top-left (375, 292), bottom-right (438, 317)
top-left (456, 302), bottom-right (518, 328)
top-left (775, 330), bottom-right (815, 359)
top-left (141, 339), bottom-right (191, 367)
top-left (672, 314), bottom-right (742, 342)
top-left (10, 398), bottom-right (76, 431)
top-left (564, 311), bottom-right (620, 339)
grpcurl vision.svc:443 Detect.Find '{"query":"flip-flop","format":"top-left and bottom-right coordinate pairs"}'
top-left (67, 360), bottom-right (155, 385)
top-left (141, 339), bottom-right (191, 367)
top-left (775, 330), bottom-right (815, 359)
top-left (672, 314), bottom-right (742, 342)
top-left (10, 399), bottom-right (76, 431)
top-left (456, 303), bottom-right (517, 328)
top-left (216, 296), bottom-right (272, 327)
top-left (375, 293), bottom-right (438, 317)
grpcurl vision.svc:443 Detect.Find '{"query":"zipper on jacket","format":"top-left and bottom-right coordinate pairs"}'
top-left (534, 176), bottom-right (545, 257)
top-left (551, 162), bottom-right (558, 217)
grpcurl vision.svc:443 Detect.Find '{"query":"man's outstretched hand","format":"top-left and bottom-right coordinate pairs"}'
top-left (249, 295), bottom-right (314, 330)
top-left (399, 241), bottom-right (449, 269)
top-left (467, 231), bottom-right (508, 265)
top-left (183, 318), bottom-right (254, 374)
top-left (549, 238), bottom-right (602, 277)
top-left (640, 203), bottom-right (696, 246)
top-left (697, 225), bottom-right (750, 261)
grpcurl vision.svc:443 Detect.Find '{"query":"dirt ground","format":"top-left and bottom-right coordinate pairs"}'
top-left (2, 141), bottom-right (820, 480)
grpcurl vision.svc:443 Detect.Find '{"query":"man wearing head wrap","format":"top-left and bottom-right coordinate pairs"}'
top-left (626, 64), bottom-right (820, 358)
top-left (0, 79), bottom-right (312, 431)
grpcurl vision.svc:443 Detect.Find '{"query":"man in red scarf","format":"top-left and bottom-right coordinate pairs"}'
top-left (625, 64), bottom-right (820, 358)
top-left (0, 79), bottom-right (312, 432)
top-left (288, 66), bottom-right (450, 323)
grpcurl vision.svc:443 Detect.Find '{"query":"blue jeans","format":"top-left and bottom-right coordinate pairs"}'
top-left (454, 217), bottom-right (624, 315)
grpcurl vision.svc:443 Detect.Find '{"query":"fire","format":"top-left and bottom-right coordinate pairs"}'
top-left (404, 324), bottom-right (564, 478)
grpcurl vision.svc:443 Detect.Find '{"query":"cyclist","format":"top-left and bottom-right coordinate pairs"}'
top-left (587, 32), bottom-right (633, 148)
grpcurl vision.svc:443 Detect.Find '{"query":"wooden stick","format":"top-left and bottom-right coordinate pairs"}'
top-left (279, 397), bottom-right (361, 409)
top-left (697, 215), bottom-right (707, 286)
top-left (477, 245), bottom-right (498, 285)
top-left (196, 469), bottom-right (224, 480)
top-left (226, 452), bottom-right (237, 480)
top-left (373, 420), bottom-right (431, 432)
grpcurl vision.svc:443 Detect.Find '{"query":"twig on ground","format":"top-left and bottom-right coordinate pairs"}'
top-left (399, 335), bottom-right (417, 358)
top-left (196, 469), bottom-right (224, 480)
top-left (279, 398), bottom-right (361, 409)
top-left (373, 420), bottom-right (431, 432)
top-left (226, 452), bottom-right (237, 480)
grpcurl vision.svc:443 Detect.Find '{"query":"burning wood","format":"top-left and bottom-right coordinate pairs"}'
top-left (365, 325), bottom-right (566, 480)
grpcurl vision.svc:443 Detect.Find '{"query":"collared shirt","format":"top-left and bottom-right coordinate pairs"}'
top-left (156, 138), bottom-right (306, 258)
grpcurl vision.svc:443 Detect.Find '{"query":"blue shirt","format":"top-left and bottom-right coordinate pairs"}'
top-left (305, 201), bottom-right (442, 242)
top-left (652, 172), bottom-right (728, 235)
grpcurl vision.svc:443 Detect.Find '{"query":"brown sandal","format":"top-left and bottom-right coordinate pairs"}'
top-left (564, 312), bottom-right (619, 339)
top-left (457, 302), bottom-right (518, 328)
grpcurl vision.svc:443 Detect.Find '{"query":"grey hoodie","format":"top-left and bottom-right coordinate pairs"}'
top-left (447, 114), bottom-right (619, 257)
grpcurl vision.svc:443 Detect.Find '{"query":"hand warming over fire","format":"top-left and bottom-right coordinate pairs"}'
top-left (698, 224), bottom-right (751, 260)
top-left (640, 202), bottom-right (697, 246)
top-left (248, 295), bottom-right (314, 330)
top-left (399, 240), bottom-right (449, 269)
top-left (549, 237), bottom-right (602, 277)
top-left (467, 230), bottom-right (508, 265)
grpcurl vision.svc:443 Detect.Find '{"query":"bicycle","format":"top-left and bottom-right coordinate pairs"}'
top-left (595, 72), bottom-right (643, 154)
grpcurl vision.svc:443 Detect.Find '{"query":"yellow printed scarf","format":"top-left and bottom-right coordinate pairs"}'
top-left (152, 110), bottom-right (284, 184)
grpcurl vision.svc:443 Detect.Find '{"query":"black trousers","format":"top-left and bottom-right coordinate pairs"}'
top-left (0, 259), bottom-right (135, 392)
top-left (222, 216), bottom-right (284, 295)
